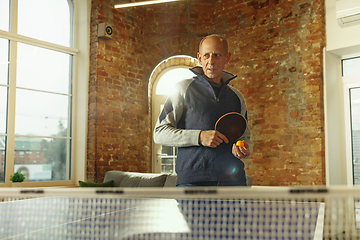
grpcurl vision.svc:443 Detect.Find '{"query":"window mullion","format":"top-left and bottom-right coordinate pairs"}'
top-left (3, 0), bottom-right (17, 185)
top-left (9, 0), bottom-right (18, 34)
top-left (0, 30), bottom-right (79, 56)
top-left (5, 40), bottom-right (17, 185)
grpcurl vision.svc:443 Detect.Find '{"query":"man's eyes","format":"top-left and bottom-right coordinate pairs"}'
top-left (203, 53), bottom-right (221, 58)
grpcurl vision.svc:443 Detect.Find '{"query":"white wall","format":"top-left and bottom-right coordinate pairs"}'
top-left (326, 0), bottom-right (360, 55)
top-left (325, 0), bottom-right (360, 185)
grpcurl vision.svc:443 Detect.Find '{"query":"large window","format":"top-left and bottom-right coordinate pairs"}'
top-left (350, 87), bottom-right (360, 183)
top-left (0, 0), bottom-right (88, 186)
top-left (342, 57), bottom-right (360, 185)
top-left (342, 57), bottom-right (360, 230)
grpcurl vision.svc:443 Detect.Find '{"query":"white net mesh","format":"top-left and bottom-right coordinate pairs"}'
top-left (1, 186), bottom-right (360, 239)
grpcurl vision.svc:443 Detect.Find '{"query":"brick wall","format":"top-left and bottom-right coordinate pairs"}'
top-left (88, 0), bottom-right (325, 185)
top-left (218, 0), bottom-right (326, 185)
top-left (88, 0), bottom-right (150, 182)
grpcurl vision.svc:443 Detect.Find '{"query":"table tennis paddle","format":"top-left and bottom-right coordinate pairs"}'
top-left (215, 112), bottom-right (247, 143)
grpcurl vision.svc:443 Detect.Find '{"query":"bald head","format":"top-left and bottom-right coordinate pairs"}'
top-left (199, 34), bottom-right (229, 54)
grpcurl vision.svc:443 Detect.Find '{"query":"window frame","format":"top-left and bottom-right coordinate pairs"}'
top-left (341, 58), bottom-right (360, 232)
top-left (342, 72), bottom-right (360, 185)
top-left (0, 0), bottom-right (89, 187)
top-left (324, 50), bottom-right (360, 186)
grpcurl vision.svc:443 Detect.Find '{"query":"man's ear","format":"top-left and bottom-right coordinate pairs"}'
top-left (225, 52), bottom-right (231, 64)
top-left (197, 52), bottom-right (203, 65)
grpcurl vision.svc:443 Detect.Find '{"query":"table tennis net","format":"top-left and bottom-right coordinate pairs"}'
top-left (1, 186), bottom-right (360, 239)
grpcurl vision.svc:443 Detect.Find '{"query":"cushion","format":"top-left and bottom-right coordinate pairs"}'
top-left (163, 174), bottom-right (177, 187)
top-left (79, 180), bottom-right (114, 187)
top-left (103, 171), bottom-right (168, 187)
top-left (119, 173), bottom-right (168, 187)
top-left (103, 171), bottom-right (129, 187)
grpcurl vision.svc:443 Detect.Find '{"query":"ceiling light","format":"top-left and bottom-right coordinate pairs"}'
top-left (114, 0), bottom-right (180, 8)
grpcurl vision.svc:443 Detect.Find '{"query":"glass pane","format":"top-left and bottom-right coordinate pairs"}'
top-left (161, 145), bottom-right (174, 156)
top-left (161, 157), bottom-right (175, 174)
top-left (17, 43), bottom-right (71, 94)
top-left (0, 87), bottom-right (7, 134)
top-left (14, 136), bottom-right (70, 181)
top-left (351, 87), bottom-right (360, 185)
top-left (0, 136), bottom-right (5, 183)
top-left (15, 89), bottom-right (70, 137)
top-left (18, 0), bottom-right (72, 47)
top-left (156, 68), bottom-right (195, 95)
top-left (0, 38), bottom-right (9, 85)
top-left (0, 0), bottom-right (10, 31)
top-left (343, 57), bottom-right (360, 77)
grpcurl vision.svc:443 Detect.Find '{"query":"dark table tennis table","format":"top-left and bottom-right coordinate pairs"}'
top-left (0, 192), bottom-right (324, 240)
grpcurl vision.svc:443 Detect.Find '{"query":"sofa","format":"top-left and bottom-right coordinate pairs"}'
top-left (103, 170), bottom-right (252, 187)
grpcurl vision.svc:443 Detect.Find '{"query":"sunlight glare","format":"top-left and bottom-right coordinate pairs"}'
top-left (156, 68), bottom-right (195, 96)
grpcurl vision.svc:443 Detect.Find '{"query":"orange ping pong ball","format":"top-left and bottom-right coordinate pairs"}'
top-left (236, 140), bottom-right (245, 147)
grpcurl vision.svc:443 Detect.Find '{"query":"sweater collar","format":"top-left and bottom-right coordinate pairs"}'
top-left (189, 66), bottom-right (237, 86)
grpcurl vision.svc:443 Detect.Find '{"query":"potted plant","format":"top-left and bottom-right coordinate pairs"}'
top-left (10, 171), bottom-right (26, 187)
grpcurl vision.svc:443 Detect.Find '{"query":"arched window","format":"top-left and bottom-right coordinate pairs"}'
top-left (0, 0), bottom-right (89, 186)
top-left (150, 56), bottom-right (198, 173)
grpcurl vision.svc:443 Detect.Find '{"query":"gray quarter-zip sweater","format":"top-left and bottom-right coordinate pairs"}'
top-left (153, 66), bottom-right (252, 186)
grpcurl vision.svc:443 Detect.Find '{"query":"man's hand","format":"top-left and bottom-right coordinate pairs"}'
top-left (199, 130), bottom-right (229, 148)
top-left (232, 141), bottom-right (250, 159)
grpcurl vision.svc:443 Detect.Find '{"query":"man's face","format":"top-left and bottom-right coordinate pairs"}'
top-left (197, 37), bottom-right (231, 84)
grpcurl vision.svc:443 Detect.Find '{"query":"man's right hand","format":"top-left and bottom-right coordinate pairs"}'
top-left (199, 130), bottom-right (229, 148)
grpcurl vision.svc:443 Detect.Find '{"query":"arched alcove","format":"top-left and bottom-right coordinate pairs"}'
top-left (148, 55), bottom-right (198, 172)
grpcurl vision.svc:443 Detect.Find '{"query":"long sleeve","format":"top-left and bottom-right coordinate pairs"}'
top-left (153, 79), bottom-right (201, 147)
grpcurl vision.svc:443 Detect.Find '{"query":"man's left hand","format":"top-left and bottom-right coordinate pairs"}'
top-left (232, 141), bottom-right (250, 159)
